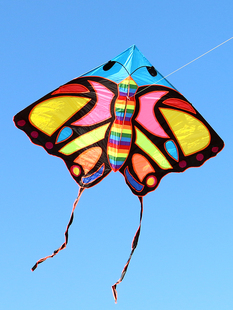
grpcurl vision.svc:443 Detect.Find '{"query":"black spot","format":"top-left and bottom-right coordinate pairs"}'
top-left (103, 61), bottom-right (116, 71)
top-left (147, 66), bottom-right (157, 77)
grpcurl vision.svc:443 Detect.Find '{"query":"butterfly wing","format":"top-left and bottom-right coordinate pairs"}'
top-left (14, 77), bottom-right (118, 187)
top-left (120, 85), bottom-right (224, 196)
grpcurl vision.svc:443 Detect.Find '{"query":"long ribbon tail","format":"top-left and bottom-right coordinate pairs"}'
top-left (31, 187), bottom-right (85, 271)
top-left (112, 196), bottom-right (144, 303)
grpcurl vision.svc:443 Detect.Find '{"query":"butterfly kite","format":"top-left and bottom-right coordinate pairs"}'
top-left (14, 45), bottom-right (224, 302)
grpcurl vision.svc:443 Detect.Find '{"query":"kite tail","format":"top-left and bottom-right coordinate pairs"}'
top-left (112, 196), bottom-right (143, 303)
top-left (31, 187), bottom-right (85, 271)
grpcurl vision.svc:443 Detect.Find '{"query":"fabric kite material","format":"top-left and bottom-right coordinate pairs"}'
top-left (13, 45), bottom-right (224, 302)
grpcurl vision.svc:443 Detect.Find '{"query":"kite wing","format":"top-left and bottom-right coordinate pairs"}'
top-left (13, 45), bottom-right (224, 302)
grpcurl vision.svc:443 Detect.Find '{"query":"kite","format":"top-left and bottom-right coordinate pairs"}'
top-left (13, 45), bottom-right (224, 302)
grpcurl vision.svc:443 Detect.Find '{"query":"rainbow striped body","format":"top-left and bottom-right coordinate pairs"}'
top-left (107, 77), bottom-right (138, 171)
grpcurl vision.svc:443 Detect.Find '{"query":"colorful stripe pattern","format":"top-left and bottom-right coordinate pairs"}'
top-left (108, 77), bottom-right (138, 171)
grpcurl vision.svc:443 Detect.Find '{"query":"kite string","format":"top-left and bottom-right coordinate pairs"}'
top-left (134, 36), bottom-right (233, 97)
top-left (162, 36), bottom-right (233, 80)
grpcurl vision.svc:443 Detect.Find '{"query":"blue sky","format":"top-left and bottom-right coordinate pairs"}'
top-left (1, 1), bottom-right (233, 309)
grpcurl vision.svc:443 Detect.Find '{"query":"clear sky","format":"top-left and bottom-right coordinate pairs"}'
top-left (1, 1), bottom-right (233, 309)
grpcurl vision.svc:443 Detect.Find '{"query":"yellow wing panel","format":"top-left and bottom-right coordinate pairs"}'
top-left (29, 96), bottom-right (91, 136)
top-left (160, 108), bottom-right (210, 155)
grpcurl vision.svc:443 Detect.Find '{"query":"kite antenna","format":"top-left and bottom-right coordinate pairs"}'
top-left (135, 36), bottom-right (233, 95)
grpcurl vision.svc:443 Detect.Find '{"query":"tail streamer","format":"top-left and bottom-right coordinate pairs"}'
top-left (112, 196), bottom-right (144, 303)
top-left (31, 187), bottom-right (85, 271)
